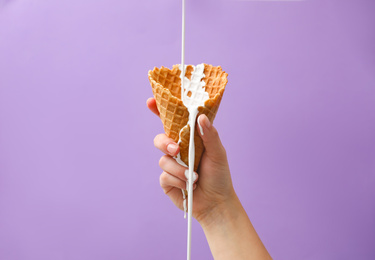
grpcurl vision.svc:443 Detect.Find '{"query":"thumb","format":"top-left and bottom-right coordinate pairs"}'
top-left (197, 114), bottom-right (227, 163)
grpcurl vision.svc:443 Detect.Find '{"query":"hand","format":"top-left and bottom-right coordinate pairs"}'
top-left (147, 97), bottom-right (237, 224)
top-left (147, 97), bottom-right (272, 259)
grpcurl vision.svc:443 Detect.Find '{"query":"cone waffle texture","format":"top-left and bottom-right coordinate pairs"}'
top-left (148, 64), bottom-right (228, 171)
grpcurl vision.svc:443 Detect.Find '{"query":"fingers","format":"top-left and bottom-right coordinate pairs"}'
top-left (160, 171), bottom-right (197, 195)
top-left (160, 171), bottom-right (187, 191)
top-left (154, 134), bottom-right (180, 157)
top-left (197, 114), bottom-right (227, 162)
top-left (159, 155), bottom-right (198, 182)
top-left (159, 156), bottom-right (198, 205)
top-left (146, 97), bottom-right (160, 117)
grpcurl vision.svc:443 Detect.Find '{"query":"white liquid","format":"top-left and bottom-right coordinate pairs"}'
top-left (177, 64), bottom-right (208, 260)
top-left (179, 1), bottom-right (209, 260)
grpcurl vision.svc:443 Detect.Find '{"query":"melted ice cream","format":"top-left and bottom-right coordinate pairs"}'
top-left (176, 64), bottom-right (208, 218)
top-left (175, 63), bottom-right (208, 260)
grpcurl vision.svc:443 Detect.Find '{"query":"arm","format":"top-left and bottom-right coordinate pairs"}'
top-left (147, 98), bottom-right (272, 260)
top-left (199, 189), bottom-right (271, 260)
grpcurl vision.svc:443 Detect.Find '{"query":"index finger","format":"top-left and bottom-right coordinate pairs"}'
top-left (146, 97), bottom-right (160, 117)
top-left (154, 133), bottom-right (180, 157)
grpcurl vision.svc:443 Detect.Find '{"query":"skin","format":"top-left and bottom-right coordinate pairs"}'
top-left (147, 97), bottom-right (272, 260)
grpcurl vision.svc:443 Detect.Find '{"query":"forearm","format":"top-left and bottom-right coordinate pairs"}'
top-left (200, 194), bottom-right (272, 260)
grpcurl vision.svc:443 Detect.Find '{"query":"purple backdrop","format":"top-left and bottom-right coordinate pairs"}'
top-left (0, 0), bottom-right (374, 259)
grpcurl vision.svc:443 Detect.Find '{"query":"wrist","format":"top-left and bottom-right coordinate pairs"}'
top-left (197, 190), bottom-right (243, 230)
top-left (197, 192), bottom-right (272, 260)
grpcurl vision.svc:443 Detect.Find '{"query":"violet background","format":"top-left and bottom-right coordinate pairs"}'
top-left (0, 0), bottom-right (374, 259)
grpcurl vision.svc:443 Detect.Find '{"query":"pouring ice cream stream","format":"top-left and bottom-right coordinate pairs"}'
top-left (179, 1), bottom-right (209, 259)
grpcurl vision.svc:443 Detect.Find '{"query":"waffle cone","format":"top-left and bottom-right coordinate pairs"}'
top-left (148, 64), bottom-right (228, 171)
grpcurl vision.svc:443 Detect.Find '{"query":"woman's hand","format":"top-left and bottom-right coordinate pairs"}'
top-left (147, 97), bottom-right (272, 259)
top-left (147, 97), bottom-right (236, 224)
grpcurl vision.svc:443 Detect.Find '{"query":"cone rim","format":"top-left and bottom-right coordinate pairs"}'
top-left (148, 63), bottom-right (228, 110)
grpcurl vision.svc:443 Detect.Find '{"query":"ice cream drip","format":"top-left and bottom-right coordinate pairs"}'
top-left (175, 63), bottom-right (209, 260)
top-left (176, 64), bottom-right (208, 218)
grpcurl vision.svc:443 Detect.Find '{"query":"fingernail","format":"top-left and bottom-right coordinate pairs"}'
top-left (199, 114), bottom-right (211, 133)
top-left (198, 116), bottom-right (204, 136)
top-left (167, 143), bottom-right (178, 155)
